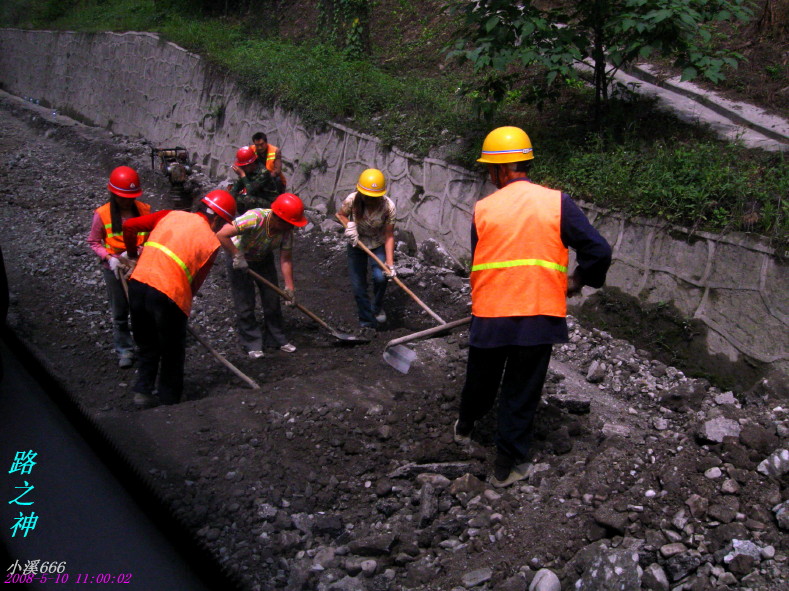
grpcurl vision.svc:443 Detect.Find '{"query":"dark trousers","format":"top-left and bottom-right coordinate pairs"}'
top-left (227, 252), bottom-right (287, 351)
top-left (459, 344), bottom-right (553, 462)
top-left (128, 280), bottom-right (188, 405)
top-left (347, 244), bottom-right (387, 328)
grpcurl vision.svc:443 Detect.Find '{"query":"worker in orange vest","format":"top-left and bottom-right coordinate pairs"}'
top-left (454, 126), bottom-right (612, 487)
top-left (251, 131), bottom-right (286, 192)
top-left (87, 166), bottom-right (151, 369)
top-left (121, 190), bottom-right (236, 408)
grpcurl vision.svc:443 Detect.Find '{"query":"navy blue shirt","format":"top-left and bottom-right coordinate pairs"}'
top-left (469, 179), bottom-right (612, 348)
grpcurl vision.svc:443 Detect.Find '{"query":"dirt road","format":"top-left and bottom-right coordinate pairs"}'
top-left (1, 92), bottom-right (787, 591)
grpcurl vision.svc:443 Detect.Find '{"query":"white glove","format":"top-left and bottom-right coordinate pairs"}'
top-left (233, 253), bottom-right (249, 271)
top-left (344, 221), bottom-right (359, 246)
top-left (107, 252), bottom-right (134, 279)
top-left (108, 256), bottom-right (122, 278)
top-left (386, 266), bottom-right (397, 279)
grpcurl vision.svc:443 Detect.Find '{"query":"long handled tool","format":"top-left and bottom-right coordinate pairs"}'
top-left (335, 214), bottom-right (446, 325)
top-left (119, 273), bottom-right (261, 390)
top-left (246, 269), bottom-right (369, 344)
top-left (383, 316), bottom-right (471, 374)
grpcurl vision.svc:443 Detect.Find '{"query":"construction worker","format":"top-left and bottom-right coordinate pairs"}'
top-left (229, 146), bottom-right (279, 213)
top-left (121, 190), bottom-right (237, 407)
top-left (251, 131), bottom-right (286, 192)
top-left (87, 166), bottom-right (151, 368)
top-left (454, 126), bottom-right (612, 487)
top-left (336, 169), bottom-right (396, 330)
top-left (216, 192), bottom-right (307, 358)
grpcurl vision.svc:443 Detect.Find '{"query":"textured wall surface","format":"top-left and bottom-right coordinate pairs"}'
top-left (0, 29), bottom-right (785, 378)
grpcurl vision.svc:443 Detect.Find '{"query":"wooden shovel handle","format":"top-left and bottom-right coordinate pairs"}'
top-left (335, 214), bottom-right (446, 325)
top-left (186, 326), bottom-right (261, 390)
top-left (246, 268), bottom-right (335, 334)
top-left (119, 273), bottom-right (260, 390)
top-left (385, 316), bottom-right (471, 349)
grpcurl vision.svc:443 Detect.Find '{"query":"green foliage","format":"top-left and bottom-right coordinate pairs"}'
top-left (447, 0), bottom-right (752, 118)
top-left (1, 0), bottom-right (786, 245)
top-left (534, 137), bottom-right (789, 241)
top-left (318, 0), bottom-right (370, 58)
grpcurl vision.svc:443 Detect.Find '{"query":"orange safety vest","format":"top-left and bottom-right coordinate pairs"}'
top-left (250, 143), bottom-right (287, 188)
top-left (130, 211), bottom-right (220, 316)
top-left (470, 181), bottom-right (568, 318)
top-left (96, 201), bottom-right (151, 254)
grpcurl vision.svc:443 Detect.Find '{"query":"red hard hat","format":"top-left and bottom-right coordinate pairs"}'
top-left (107, 166), bottom-right (142, 198)
top-left (235, 146), bottom-right (258, 167)
top-left (271, 193), bottom-right (308, 227)
top-left (201, 190), bottom-right (237, 223)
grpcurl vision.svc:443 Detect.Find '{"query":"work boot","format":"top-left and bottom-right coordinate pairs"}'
top-left (118, 352), bottom-right (135, 369)
top-left (248, 350), bottom-right (265, 359)
top-left (489, 452), bottom-right (529, 488)
top-left (374, 309), bottom-right (387, 324)
top-left (133, 392), bottom-right (158, 409)
top-left (453, 419), bottom-right (474, 444)
top-left (279, 343), bottom-right (297, 353)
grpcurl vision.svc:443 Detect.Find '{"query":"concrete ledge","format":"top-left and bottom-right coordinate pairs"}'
top-left (0, 28), bottom-right (785, 380)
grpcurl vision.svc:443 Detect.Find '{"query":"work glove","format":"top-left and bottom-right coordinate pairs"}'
top-left (566, 275), bottom-right (583, 297)
top-left (284, 288), bottom-right (296, 307)
top-left (108, 256), bottom-right (123, 279)
top-left (117, 252), bottom-right (136, 279)
top-left (344, 221), bottom-right (359, 247)
top-left (386, 266), bottom-right (397, 279)
top-left (232, 253), bottom-right (249, 271)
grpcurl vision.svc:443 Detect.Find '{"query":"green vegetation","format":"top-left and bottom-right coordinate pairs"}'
top-left (449, 0), bottom-right (752, 118)
top-left (1, 0), bottom-right (786, 246)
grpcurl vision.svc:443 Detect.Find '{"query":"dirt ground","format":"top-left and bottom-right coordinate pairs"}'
top-left (1, 93), bottom-right (788, 591)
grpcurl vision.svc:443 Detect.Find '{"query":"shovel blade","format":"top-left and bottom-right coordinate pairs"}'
top-left (331, 331), bottom-right (370, 345)
top-left (383, 344), bottom-right (417, 374)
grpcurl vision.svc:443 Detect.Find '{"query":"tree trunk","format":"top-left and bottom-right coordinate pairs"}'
top-left (755, 0), bottom-right (789, 35)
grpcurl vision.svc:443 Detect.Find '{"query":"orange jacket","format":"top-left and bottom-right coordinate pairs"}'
top-left (130, 211), bottom-right (220, 316)
top-left (470, 181), bottom-right (568, 318)
top-left (96, 201), bottom-right (151, 254)
top-left (250, 143), bottom-right (287, 188)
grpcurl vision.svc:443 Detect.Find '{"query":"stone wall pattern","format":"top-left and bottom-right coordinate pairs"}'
top-left (0, 29), bottom-right (785, 376)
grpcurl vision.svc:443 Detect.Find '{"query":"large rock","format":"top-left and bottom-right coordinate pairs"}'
top-left (529, 568), bottom-right (560, 591)
top-left (697, 417), bottom-right (741, 443)
top-left (757, 448), bottom-right (789, 477)
top-left (642, 563), bottom-right (669, 591)
top-left (461, 567), bottom-right (493, 588)
top-left (773, 500), bottom-right (789, 530)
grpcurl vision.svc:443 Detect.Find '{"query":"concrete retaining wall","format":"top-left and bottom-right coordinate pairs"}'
top-left (0, 29), bottom-right (785, 380)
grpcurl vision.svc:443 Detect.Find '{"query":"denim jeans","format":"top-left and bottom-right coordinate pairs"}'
top-left (347, 244), bottom-right (387, 327)
top-left (101, 267), bottom-right (134, 357)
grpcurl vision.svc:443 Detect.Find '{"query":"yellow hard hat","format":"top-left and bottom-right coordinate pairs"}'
top-left (477, 126), bottom-right (534, 164)
top-left (356, 168), bottom-right (387, 197)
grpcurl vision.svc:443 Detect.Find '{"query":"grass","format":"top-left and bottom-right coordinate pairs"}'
top-left (1, 0), bottom-right (786, 247)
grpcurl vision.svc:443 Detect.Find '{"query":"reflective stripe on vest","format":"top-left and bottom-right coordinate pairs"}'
top-left (264, 144), bottom-right (287, 188)
top-left (96, 201), bottom-right (151, 254)
top-left (144, 241), bottom-right (195, 284)
top-left (471, 258), bottom-right (567, 273)
top-left (470, 181), bottom-right (568, 318)
top-left (130, 211), bottom-right (219, 316)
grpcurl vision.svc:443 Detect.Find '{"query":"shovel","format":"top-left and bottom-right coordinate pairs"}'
top-left (246, 268), bottom-right (369, 344)
top-left (119, 272), bottom-right (261, 390)
top-left (335, 214), bottom-right (446, 325)
top-left (383, 316), bottom-right (471, 374)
